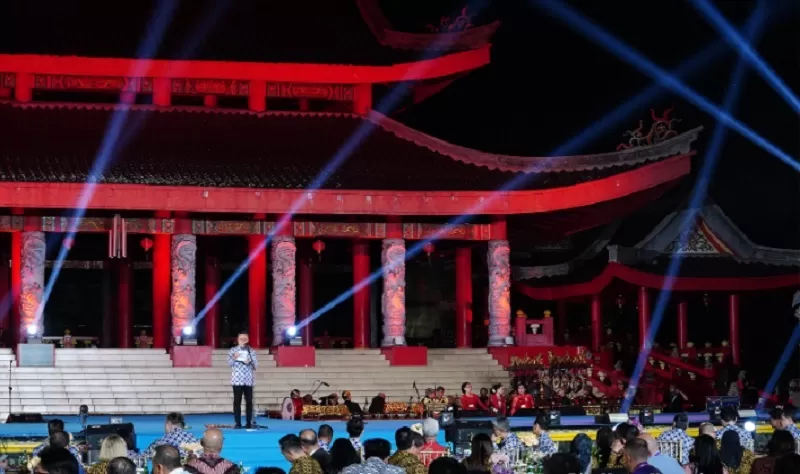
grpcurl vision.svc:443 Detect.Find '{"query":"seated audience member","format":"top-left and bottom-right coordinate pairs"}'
top-left (280, 435), bottom-right (322, 474)
top-left (770, 407), bottom-right (800, 439)
top-left (300, 430), bottom-right (331, 474)
top-left (428, 457), bottom-right (466, 474)
top-left (38, 446), bottom-right (81, 474)
top-left (341, 391), bottom-right (362, 415)
top-left (592, 427), bottom-right (622, 470)
top-left (388, 428), bottom-right (425, 474)
top-left (146, 413), bottom-right (199, 457)
top-left (33, 420), bottom-right (75, 458)
top-left (419, 418), bottom-right (447, 466)
top-left (751, 429), bottom-right (795, 474)
top-left (151, 446), bottom-right (182, 474)
top-left (461, 434), bottom-right (493, 472)
top-left (492, 417), bottom-right (521, 457)
top-left (532, 415), bottom-right (556, 456)
top-left (716, 407), bottom-right (753, 446)
top-left (683, 435), bottom-right (724, 474)
top-left (657, 413), bottom-right (694, 465)
top-left (342, 439), bottom-right (403, 474)
top-left (106, 457), bottom-right (136, 474)
top-left (329, 439), bottom-right (361, 474)
top-left (346, 418), bottom-right (365, 456)
top-left (774, 454), bottom-right (800, 474)
top-left (367, 393), bottom-right (386, 415)
top-left (185, 429), bottom-right (240, 474)
top-left (698, 422), bottom-right (716, 437)
top-left (317, 425), bottom-right (334, 451)
top-left (719, 430), bottom-right (754, 474)
top-left (568, 433), bottom-right (592, 474)
top-left (542, 453), bottom-right (582, 474)
top-left (638, 433), bottom-right (682, 474)
top-left (88, 435), bottom-right (128, 474)
top-left (623, 439), bottom-right (660, 474)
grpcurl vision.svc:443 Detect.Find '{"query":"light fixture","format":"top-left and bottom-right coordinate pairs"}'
top-left (26, 324), bottom-right (37, 336)
top-left (744, 421), bottom-right (756, 432)
top-left (284, 326), bottom-right (302, 346)
top-left (286, 326), bottom-right (297, 337)
top-left (181, 325), bottom-right (197, 346)
top-left (26, 324), bottom-right (42, 344)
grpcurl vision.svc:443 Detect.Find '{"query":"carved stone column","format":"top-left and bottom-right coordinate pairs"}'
top-left (487, 240), bottom-right (511, 346)
top-left (20, 231), bottom-right (45, 338)
top-left (271, 236), bottom-right (297, 345)
top-left (381, 238), bottom-right (406, 346)
top-left (170, 234), bottom-right (197, 339)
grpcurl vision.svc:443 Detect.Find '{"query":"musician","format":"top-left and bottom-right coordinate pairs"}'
top-left (509, 384), bottom-right (534, 416)
top-left (421, 388), bottom-right (435, 407)
top-left (290, 389), bottom-right (304, 420)
top-left (488, 384), bottom-right (507, 415)
top-left (342, 391), bottom-right (363, 414)
top-left (227, 331), bottom-right (258, 429)
top-left (434, 387), bottom-right (448, 405)
top-left (459, 382), bottom-right (487, 411)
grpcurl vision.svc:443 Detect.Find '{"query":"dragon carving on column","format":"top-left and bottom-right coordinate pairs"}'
top-left (381, 238), bottom-right (406, 346)
top-left (20, 231), bottom-right (45, 336)
top-left (487, 240), bottom-right (511, 346)
top-left (272, 236), bottom-right (297, 346)
top-left (170, 234), bottom-right (197, 338)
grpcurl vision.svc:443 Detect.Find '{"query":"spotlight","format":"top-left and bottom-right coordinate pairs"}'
top-left (181, 325), bottom-right (197, 346)
top-left (26, 324), bottom-right (42, 344)
top-left (26, 325), bottom-right (37, 336)
top-left (284, 326), bottom-right (302, 346)
top-left (182, 326), bottom-right (194, 336)
top-left (286, 326), bottom-right (297, 337)
top-left (744, 421), bottom-right (756, 432)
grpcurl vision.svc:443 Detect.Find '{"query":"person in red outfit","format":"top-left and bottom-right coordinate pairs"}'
top-left (488, 384), bottom-right (507, 416)
top-left (459, 382), bottom-right (487, 411)
top-left (290, 389), bottom-right (304, 420)
top-left (510, 384), bottom-right (534, 416)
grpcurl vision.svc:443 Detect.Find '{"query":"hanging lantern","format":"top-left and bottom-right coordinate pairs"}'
top-left (312, 239), bottom-right (326, 261)
top-left (702, 293), bottom-right (711, 309)
top-left (140, 237), bottom-right (153, 253)
top-left (62, 236), bottom-right (74, 250)
top-left (422, 242), bottom-right (435, 264)
top-left (615, 294), bottom-right (625, 310)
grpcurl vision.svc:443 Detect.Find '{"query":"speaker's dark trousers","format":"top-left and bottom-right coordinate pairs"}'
top-left (232, 385), bottom-right (254, 426)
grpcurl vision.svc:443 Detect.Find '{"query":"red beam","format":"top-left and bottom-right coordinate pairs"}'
top-left (0, 155), bottom-right (691, 216)
top-left (0, 47), bottom-right (490, 84)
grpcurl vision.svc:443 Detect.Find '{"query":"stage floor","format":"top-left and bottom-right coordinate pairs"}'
top-left (0, 412), bottom-right (765, 471)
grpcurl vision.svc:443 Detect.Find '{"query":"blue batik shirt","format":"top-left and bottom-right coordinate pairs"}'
top-left (228, 345), bottom-right (258, 386)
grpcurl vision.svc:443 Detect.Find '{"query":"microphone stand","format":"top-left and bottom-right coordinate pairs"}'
top-left (7, 360), bottom-right (11, 419)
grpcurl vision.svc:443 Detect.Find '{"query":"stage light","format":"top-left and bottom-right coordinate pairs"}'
top-left (284, 326), bottom-right (302, 346)
top-left (286, 326), bottom-right (297, 337)
top-left (182, 326), bottom-right (194, 336)
top-left (26, 325), bottom-right (37, 336)
top-left (744, 421), bottom-right (756, 432)
top-left (180, 325), bottom-right (198, 346)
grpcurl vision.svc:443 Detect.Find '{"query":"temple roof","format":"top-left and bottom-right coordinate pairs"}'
top-left (0, 102), bottom-right (698, 192)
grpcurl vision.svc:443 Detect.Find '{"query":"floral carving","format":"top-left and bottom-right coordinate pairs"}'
top-left (617, 108), bottom-right (681, 150)
top-left (20, 232), bottom-right (45, 336)
top-left (381, 238), bottom-right (406, 346)
top-left (426, 7), bottom-right (474, 33)
top-left (170, 234), bottom-right (197, 337)
top-left (272, 236), bottom-right (297, 345)
top-left (487, 240), bottom-right (511, 346)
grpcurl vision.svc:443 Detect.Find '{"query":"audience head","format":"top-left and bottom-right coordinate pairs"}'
top-left (775, 454), bottom-right (800, 474)
top-left (164, 412), bottom-right (185, 432)
top-left (394, 427), bottom-right (417, 452)
top-left (346, 418), bottom-right (364, 438)
top-left (569, 433), bottom-right (592, 472)
top-left (318, 424), bottom-right (333, 443)
top-left (49, 431), bottom-right (71, 450)
top-left (422, 418), bottom-right (440, 441)
top-left (673, 413), bottom-right (689, 431)
top-left (693, 435), bottom-right (722, 470)
top-left (479, 387), bottom-right (489, 397)
top-left (237, 331), bottom-right (249, 346)
top-left (622, 438), bottom-right (650, 473)
top-left (363, 438), bottom-right (391, 461)
top-left (770, 407), bottom-right (796, 429)
top-left (99, 435), bottom-right (128, 461)
top-left (492, 417), bottom-right (511, 436)
top-left (106, 457), bottom-right (136, 474)
top-left (615, 423), bottom-right (640, 445)
top-left (47, 419), bottom-right (65, 437)
top-left (299, 429), bottom-right (319, 454)
top-left (152, 445), bottom-right (182, 474)
top-left (201, 428), bottom-right (224, 454)
top-left (38, 447), bottom-right (79, 474)
top-left (279, 434), bottom-right (307, 462)
top-left (594, 427), bottom-right (614, 468)
top-left (465, 433), bottom-right (493, 470)
top-left (428, 457), bottom-right (466, 474)
top-left (533, 415), bottom-right (549, 435)
top-left (637, 432), bottom-right (658, 456)
top-left (719, 430), bottom-right (743, 469)
top-left (254, 469), bottom-right (285, 474)
top-left (768, 429), bottom-right (796, 457)
top-left (329, 439), bottom-right (361, 473)
top-left (542, 453), bottom-right (582, 474)
top-left (698, 422), bottom-right (716, 436)
top-left (720, 407), bottom-right (739, 425)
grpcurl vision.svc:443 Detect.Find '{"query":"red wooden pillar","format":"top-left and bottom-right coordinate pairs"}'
top-left (248, 235), bottom-right (267, 348)
top-left (353, 84), bottom-right (372, 114)
top-left (152, 233), bottom-right (171, 349)
top-left (638, 287), bottom-right (650, 351)
top-left (353, 240), bottom-right (370, 348)
top-left (249, 81), bottom-right (267, 112)
top-left (153, 78), bottom-right (171, 107)
top-left (455, 246), bottom-right (472, 348)
top-left (117, 260), bottom-right (132, 348)
top-left (677, 301), bottom-right (688, 350)
top-left (204, 257), bottom-right (220, 348)
top-left (590, 294), bottom-right (602, 353)
top-left (14, 73), bottom-right (31, 103)
top-left (298, 252), bottom-right (314, 346)
top-left (10, 232), bottom-right (20, 346)
top-left (728, 294), bottom-right (740, 366)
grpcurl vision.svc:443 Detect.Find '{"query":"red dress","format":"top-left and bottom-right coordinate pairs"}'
top-left (460, 393), bottom-right (487, 410)
top-left (510, 394), bottom-right (534, 415)
top-left (488, 393), bottom-right (507, 415)
top-left (292, 397), bottom-right (304, 420)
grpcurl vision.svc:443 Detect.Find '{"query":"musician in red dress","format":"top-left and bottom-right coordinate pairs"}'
top-left (459, 382), bottom-right (488, 411)
top-left (290, 389), bottom-right (304, 420)
top-left (510, 384), bottom-right (534, 416)
top-left (488, 384), bottom-right (508, 416)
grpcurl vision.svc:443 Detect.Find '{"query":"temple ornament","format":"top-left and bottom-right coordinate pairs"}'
top-left (617, 108), bottom-right (681, 150)
top-left (487, 239), bottom-right (511, 346)
top-left (272, 236), bottom-right (297, 345)
top-left (20, 231), bottom-right (45, 337)
top-left (170, 234), bottom-right (196, 338)
top-left (381, 238), bottom-right (406, 346)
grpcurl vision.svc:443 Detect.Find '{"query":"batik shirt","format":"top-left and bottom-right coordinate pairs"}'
top-left (318, 440), bottom-right (329, 452)
top-left (342, 458), bottom-right (405, 474)
top-left (185, 453), bottom-right (241, 474)
top-left (289, 456), bottom-right (322, 474)
top-left (785, 423), bottom-right (800, 440)
top-left (350, 438), bottom-right (363, 457)
top-left (496, 433), bottom-right (523, 458)
top-left (145, 427), bottom-right (200, 456)
top-left (534, 431), bottom-right (557, 456)
top-left (228, 345), bottom-right (258, 386)
top-left (715, 424), bottom-right (753, 446)
top-left (657, 428), bottom-right (694, 465)
top-left (387, 451), bottom-right (425, 474)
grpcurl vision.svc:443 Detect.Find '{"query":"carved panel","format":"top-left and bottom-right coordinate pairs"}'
top-left (266, 83), bottom-right (355, 101)
top-left (125, 219), bottom-right (156, 234)
top-left (0, 73), bottom-right (16, 88)
top-left (293, 222), bottom-right (386, 239)
top-left (192, 220), bottom-right (263, 235)
top-left (171, 79), bottom-right (249, 96)
top-left (381, 238), bottom-right (406, 346)
top-left (170, 234), bottom-right (197, 337)
top-left (20, 231), bottom-right (45, 337)
top-left (402, 223), bottom-right (491, 241)
top-left (0, 216), bottom-right (14, 232)
top-left (271, 236), bottom-right (297, 345)
top-left (33, 75), bottom-right (152, 92)
top-left (487, 240), bottom-right (511, 346)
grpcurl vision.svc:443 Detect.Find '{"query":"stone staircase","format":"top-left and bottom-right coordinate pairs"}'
top-left (0, 348), bottom-right (508, 415)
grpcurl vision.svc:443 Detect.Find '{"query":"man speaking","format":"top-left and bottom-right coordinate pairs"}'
top-left (228, 331), bottom-right (258, 428)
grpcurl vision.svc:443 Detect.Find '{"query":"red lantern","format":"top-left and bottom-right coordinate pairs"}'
top-left (62, 236), bottom-right (74, 250)
top-left (423, 242), bottom-right (435, 256)
top-left (140, 237), bottom-right (153, 253)
top-left (312, 239), bottom-right (326, 261)
top-left (615, 294), bottom-right (625, 310)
